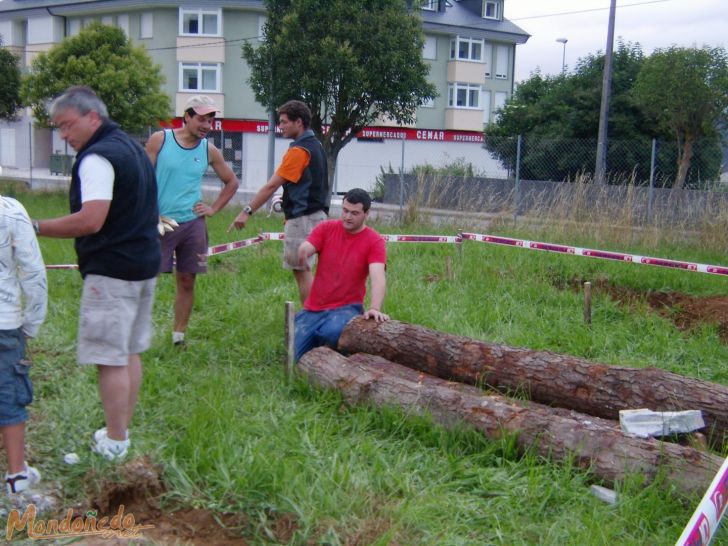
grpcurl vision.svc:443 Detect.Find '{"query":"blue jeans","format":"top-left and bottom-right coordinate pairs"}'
top-left (0, 328), bottom-right (33, 426)
top-left (294, 304), bottom-right (363, 361)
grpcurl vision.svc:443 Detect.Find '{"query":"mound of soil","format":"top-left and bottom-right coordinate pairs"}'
top-left (72, 456), bottom-right (251, 545)
top-left (567, 278), bottom-right (728, 343)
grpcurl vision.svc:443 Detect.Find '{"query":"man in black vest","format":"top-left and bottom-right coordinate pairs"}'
top-left (34, 86), bottom-right (160, 461)
top-left (229, 100), bottom-right (330, 304)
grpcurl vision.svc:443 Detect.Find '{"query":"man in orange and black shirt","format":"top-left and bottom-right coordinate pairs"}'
top-left (230, 100), bottom-right (329, 304)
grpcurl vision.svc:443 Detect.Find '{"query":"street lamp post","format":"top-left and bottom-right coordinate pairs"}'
top-left (556, 37), bottom-right (568, 74)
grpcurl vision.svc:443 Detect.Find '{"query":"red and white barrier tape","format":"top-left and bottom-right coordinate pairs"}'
top-left (461, 233), bottom-right (728, 277)
top-left (207, 235), bottom-right (265, 256)
top-left (262, 232), bottom-right (462, 244)
top-left (45, 235), bottom-right (267, 269)
top-left (675, 455), bottom-right (728, 546)
top-left (44, 232), bottom-right (728, 277)
top-left (381, 234), bottom-right (462, 244)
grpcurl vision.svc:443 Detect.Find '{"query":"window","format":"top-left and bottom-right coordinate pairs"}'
top-left (449, 37), bottom-right (484, 62)
top-left (483, 42), bottom-right (493, 77)
top-left (448, 83), bottom-right (481, 109)
top-left (483, 1), bottom-right (500, 20)
top-left (421, 97), bottom-right (435, 108)
top-left (495, 44), bottom-right (509, 79)
top-left (101, 15), bottom-right (113, 26)
top-left (423, 35), bottom-right (436, 60)
top-left (179, 8), bottom-right (221, 36)
top-left (421, 0), bottom-right (438, 10)
top-left (180, 63), bottom-right (221, 92)
top-left (140, 12), bottom-right (153, 39)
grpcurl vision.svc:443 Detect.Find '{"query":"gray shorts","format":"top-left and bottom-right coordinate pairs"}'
top-left (77, 275), bottom-right (157, 366)
top-left (159, 216), bottom-right (208, 274)
top-left (283, 210), bottom-right (327, 270)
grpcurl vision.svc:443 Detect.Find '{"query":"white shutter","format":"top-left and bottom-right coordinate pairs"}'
top-left (494, 91), bottom-right (507, 120)
top-left (423, 36), bottom-right (437, 60)
top-left (117, 14), bottom-right (129, 36)
top-left (483, 43), bottom-right (493, 78)
top-left (481, 90), bottom-right (491, 123)
top-left (495, 45), bottom-right (509, 79)
top-left (140, 12), bottom-right (153, 39)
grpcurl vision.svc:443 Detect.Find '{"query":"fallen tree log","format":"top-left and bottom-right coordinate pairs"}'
top-left (338, 318), bottom-right (728, 443)
top-left (298, 347), bottom-right (724, 497)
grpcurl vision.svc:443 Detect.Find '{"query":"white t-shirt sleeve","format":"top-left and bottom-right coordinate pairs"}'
top-left (78, 154), bottom-right (114, 202)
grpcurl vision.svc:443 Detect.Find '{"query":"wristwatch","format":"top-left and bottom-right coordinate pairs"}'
top-left (243, 205), bottom-right (253, 215)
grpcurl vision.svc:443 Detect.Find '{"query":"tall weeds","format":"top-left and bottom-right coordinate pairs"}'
top-left (402, 170), bottom-right (728, 254)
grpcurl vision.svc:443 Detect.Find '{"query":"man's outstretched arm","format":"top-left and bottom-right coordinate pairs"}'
top-left (364, 263), bottom-right (389, 322)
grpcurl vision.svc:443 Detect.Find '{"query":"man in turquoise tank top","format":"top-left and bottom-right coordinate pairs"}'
top-left (146, 95), bottom-right (239, 345)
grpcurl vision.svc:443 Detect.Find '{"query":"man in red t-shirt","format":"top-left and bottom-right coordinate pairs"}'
top-left (294, 188), bottom-right (389, 360)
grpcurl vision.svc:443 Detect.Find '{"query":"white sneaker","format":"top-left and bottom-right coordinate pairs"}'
top-left (93, 427), bottom-right (129, 443)
top-left (92, 436), bottom-right (130, 461)
top-left (93, 427), bottom-right (107, 443)
top-left (5, 465), bottom-right (41, 495)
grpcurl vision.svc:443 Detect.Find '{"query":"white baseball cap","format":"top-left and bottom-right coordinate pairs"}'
top-left (185, 95), bottom-right (220, 116)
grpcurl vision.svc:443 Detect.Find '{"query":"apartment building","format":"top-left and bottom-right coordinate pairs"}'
top-left (0, 0), bottom-right (529, 191)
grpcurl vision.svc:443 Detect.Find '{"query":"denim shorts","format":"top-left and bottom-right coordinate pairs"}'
top-left (294, 304), bottom-right (363, 361)
top-left (0, 328), bottom-right (33, 426)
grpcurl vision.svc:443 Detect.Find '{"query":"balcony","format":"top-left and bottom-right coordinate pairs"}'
top-left (447, 60), bottom-right (485, 85)
top-left (445, 109), bottom-right (484, 131)
top-left (176, 36), bottom-right (225, 63)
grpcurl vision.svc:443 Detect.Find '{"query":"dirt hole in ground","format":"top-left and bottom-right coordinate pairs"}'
top-left (73, 455), bottom-right (258, 545)
top-left (565, 277), bottom-right (728, 343)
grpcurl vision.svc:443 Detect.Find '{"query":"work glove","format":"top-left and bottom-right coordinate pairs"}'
top-left (157, 215), bottom-right (179, 236)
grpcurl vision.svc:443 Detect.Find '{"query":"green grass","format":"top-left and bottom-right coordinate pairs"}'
top-left (3, 182), bottom-right (727, 545)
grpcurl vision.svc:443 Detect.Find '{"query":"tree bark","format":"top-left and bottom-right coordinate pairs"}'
top-left (298, 347), bottom-right (724, 497)
top-left (674, 132), bottom-right (695, 189)
top-left (338, 318), bottom-right (728, 443)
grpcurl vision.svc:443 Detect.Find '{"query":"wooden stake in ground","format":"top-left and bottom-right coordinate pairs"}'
top-left (584, 281), bottom-right (592, 325)
top-left (298, 347), bottom-right (724, 498)
top-left (338, 318), bottom-right (728, 443)
top-left (284, 301), bottom-right (295, 380)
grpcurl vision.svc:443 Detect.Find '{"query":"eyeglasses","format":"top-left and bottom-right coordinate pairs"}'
top-left (53, 112), bottom-right (89, 134)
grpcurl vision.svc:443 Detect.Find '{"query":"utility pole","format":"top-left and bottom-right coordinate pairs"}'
top-left (595, 0), bottom-right (616, 184)
top-left (556, 37), bottom-right (568, 74)
top-left (267, 55), bottom-right (276, 180)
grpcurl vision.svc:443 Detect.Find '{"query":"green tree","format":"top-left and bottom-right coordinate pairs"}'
top-left (484, 42), bottom-right (652, 182)
top-left (0, 38), bottom-right (22, 120)
top-left (22, 23), bottom-right (170, 134)
top-left (243, 0), bottom-right (436, 183)
top-left (633, 46), bottom-right (728, 189)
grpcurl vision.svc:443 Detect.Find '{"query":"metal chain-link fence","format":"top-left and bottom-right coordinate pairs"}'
top-left (381, 135), bottom-right (728, 229)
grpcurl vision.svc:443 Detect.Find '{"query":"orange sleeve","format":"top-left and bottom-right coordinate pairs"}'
top-left (275, 146), bottom-right (311, 184)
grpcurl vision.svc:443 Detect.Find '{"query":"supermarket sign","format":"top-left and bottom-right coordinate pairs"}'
top-left (165, 118), bottom-right (483, 143)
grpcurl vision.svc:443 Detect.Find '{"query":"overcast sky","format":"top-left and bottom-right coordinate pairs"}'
top-left (505, 0), bottom-right (727, 82)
